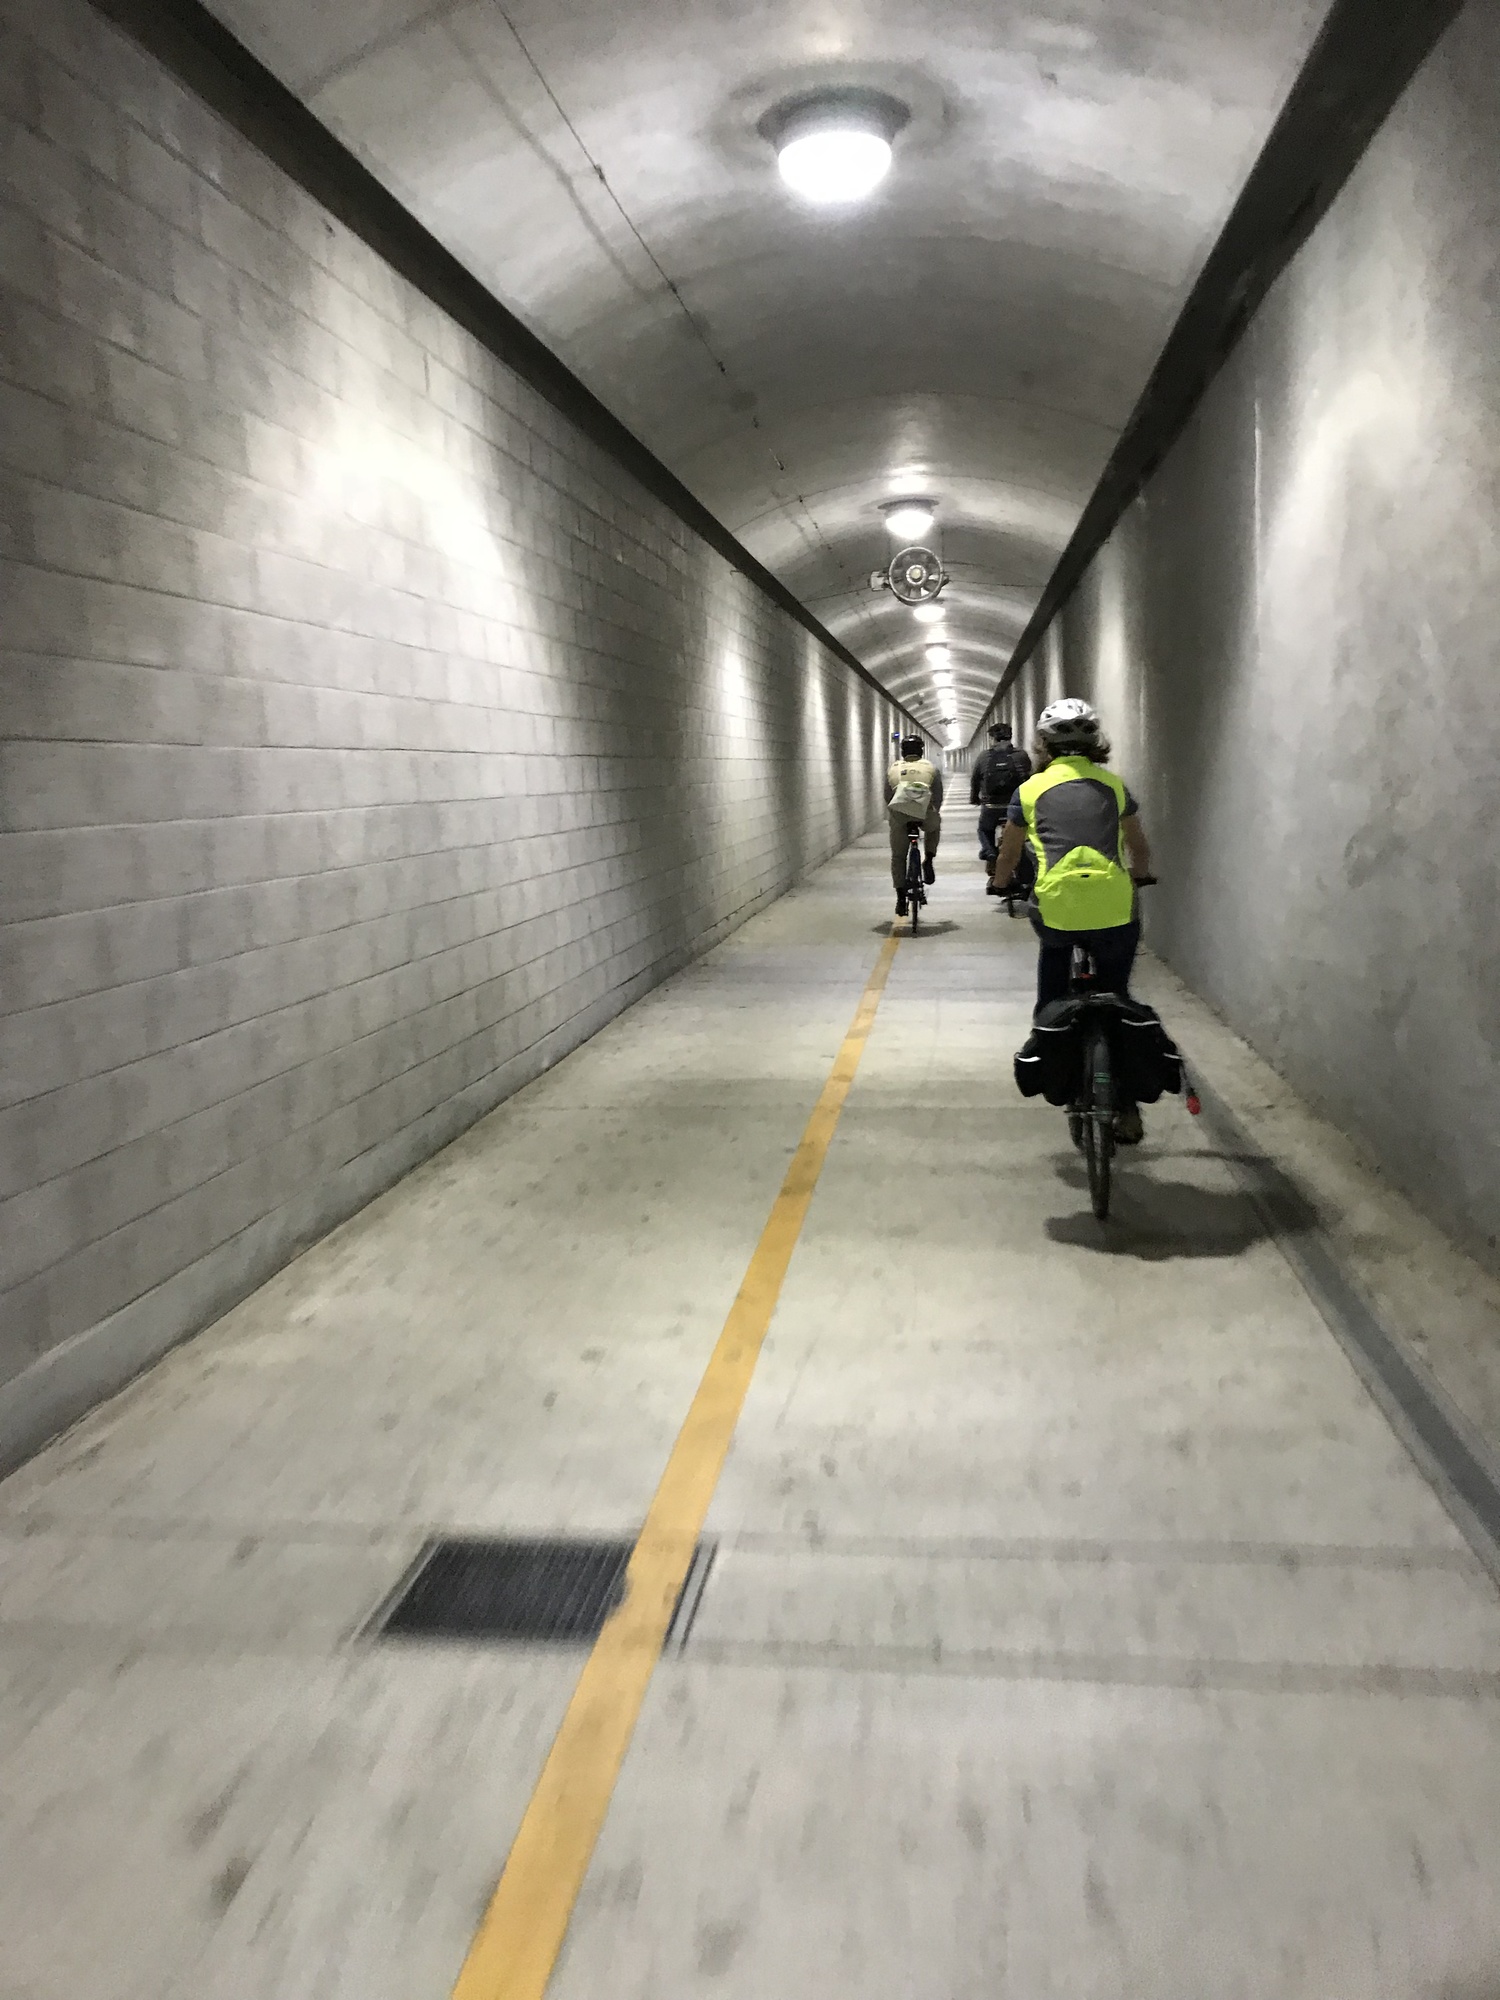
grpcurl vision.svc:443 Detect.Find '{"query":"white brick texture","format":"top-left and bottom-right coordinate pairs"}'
top-left (0, 0), bottom-right (899, 1467)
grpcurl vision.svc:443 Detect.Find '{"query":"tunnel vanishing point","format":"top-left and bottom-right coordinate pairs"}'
top-left (2, 0), bottom-right (1500, 1995)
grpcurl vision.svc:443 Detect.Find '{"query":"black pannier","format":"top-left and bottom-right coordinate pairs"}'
top-left (1113, 1001), bottom-right (1183, 1104)
top-left (1013, 997), bottom-right (1088, 1104)
top-left (1013, 995), bottom-right (1182, 1106)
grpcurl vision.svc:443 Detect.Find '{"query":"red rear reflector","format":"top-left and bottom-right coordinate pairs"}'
top-left (1186, 1093), bottom-right (1202, 1116)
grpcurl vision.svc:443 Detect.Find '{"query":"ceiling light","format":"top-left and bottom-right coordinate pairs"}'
top-left (767, 89), bottom-right (908, 207)
top-left (779, 129), bottom-right (889, 203)
top-left (912, 603), bottom-right (945, 626)
top-left (884, 502), bottom-right (935, 541)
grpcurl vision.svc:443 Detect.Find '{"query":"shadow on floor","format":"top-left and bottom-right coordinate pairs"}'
top-left (869, 920), bottom-right (963, 938)
top-left (1044, 1146), bottom-right (1315, 1261)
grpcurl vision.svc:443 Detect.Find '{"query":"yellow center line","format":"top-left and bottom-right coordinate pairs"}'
top-left (451, 926), bottom-right (903, 2000)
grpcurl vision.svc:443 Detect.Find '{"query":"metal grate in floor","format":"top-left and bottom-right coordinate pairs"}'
top-left (372, 1535), bottom-right (715, 1648)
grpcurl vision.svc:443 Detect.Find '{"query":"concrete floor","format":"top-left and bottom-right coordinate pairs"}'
top-left (3, 810), bottom-right (1500, 1999)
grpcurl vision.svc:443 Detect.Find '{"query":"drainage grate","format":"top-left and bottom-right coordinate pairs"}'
top-left (372, 1535), bottom-right (715, 1648)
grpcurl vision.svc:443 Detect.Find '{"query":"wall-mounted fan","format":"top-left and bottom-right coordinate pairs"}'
top-left (869, 545), bottom-right (948, 603)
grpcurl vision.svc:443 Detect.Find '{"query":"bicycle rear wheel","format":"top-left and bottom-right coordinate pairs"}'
top-left (1083, 1024), bottom-right (1114, 1220)
top-left (906, 846), bottom-right (923, 933)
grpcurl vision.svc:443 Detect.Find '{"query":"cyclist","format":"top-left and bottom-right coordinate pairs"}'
top-left (969, 721), bottom-right (1032, 880)
top-left (990, 698), bottom-right (1153, 1137)
top-left (886, 730), bottom-right (943, 918)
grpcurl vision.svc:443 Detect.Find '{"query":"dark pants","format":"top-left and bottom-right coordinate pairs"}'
top-left (977, 803), bottom-right (1005, 863)
top-left (1030, 916), bottom-right (1140, 1015)
top-left (889, 808), bottom-right (940, 891)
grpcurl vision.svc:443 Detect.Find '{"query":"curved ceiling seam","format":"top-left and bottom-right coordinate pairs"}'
top-left (662, 233), bottom-right (1189, 316)
top-left (441, 23), bottom-right (662, 312)
top-left (300, 0), bottom-right (467, 100)
top-left (481, 1), bottom-right (900, 678)
top-left (483, 1), bottom-right (737, 387)
top-left (705, 390), bottom-right (1121, 444)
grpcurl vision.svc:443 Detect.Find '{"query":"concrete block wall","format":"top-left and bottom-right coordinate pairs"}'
top-left (997, 0), bottom-right (1500, 1269)
top-left (0, 0), bottom-right (899, 1468)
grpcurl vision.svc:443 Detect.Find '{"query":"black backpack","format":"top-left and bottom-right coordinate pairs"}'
top-left (982, 747), bottom-right (1027, 805)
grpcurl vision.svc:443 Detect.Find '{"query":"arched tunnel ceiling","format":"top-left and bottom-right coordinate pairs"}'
top-left (205, 0), bottom-right (1326, 743)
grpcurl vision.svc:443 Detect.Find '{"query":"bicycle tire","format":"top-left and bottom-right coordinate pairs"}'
top-left (1085, 1024), bottom-right (1114, 1220)
top-left (906, 844), bottom-right (923, 934)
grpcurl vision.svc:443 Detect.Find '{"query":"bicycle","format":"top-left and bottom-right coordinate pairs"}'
top-left (903, 820), bottom-right (927, 934)
top-left (1064, 876), bottom-right (1158, 1221)
top-left (1066, 946), bottom-right (1119, 1220)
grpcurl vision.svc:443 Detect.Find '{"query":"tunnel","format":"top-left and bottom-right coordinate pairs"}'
top-left (3, 0), bottom-right (1500, 1990)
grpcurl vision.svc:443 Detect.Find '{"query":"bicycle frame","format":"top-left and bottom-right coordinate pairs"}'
top-left (1066, 945), bottom-right (1116, 1220)
top-left (904, 823), bottom-right (926, 932)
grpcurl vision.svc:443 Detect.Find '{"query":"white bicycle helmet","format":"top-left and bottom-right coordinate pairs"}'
top-left (1036, 697), bottom-right (1102, 750)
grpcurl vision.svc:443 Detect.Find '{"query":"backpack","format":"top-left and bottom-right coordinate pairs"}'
top-left (981, 748), bottom-right (1026, 806)
top-left (888, 762), bottom-right (933, 821)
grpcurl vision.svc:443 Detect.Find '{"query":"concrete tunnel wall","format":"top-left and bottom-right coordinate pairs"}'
top-left (998, 0), bottom-right (1500, 1272)
top-left (0, 0), bottom-right (902, 1471)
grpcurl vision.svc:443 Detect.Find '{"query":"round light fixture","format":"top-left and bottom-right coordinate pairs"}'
top-left (779, 128), bottom-right (889, 203)
top-left (884, 501), bottom-right (936, 541)
top-left (765, 89), bottom-right (909, 207)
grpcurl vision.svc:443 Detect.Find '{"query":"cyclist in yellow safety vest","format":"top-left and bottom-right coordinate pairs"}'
top-left (990, 698), bottom-right (1154, 1134)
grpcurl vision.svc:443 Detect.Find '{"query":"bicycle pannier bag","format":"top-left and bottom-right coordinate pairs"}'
top-left (1013, 999), bottom-right (1086, 1105)
top-left (1112, 1002), bottom-right (1183, 1104)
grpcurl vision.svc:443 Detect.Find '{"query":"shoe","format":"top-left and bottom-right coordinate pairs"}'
top-left (895, 891), bottom-right (908, 917)
top-left (1114, 1105), bottom-right (1144, 1145)
top-left (985, 880), bottom-right (1003, 896)
top-left (922, 858), bottom-right (936, 885)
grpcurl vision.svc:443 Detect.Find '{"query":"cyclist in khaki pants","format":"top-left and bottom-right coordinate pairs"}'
top-left (886, 731), bottom-right (944, 918)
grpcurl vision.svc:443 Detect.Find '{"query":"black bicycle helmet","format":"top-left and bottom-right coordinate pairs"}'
top-left (899, 731), bottom-right (925, 758)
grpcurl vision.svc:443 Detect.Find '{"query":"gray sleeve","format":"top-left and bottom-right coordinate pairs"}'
top-left (931, 769), bottom-right (945, 809)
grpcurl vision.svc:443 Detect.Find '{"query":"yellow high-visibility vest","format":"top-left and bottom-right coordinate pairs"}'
top-left (1017, 755), bottom-right (1135, 931)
